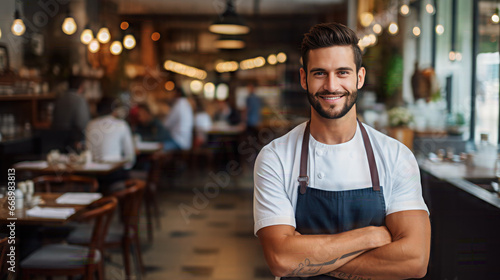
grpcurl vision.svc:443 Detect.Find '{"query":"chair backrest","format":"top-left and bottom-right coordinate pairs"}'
top-left (74, 196), bottom-right (117, 261)
top-left (33, 175), bottom-right (99, 193)
top-left (0, 237), bottom-right (8, 273)
top-left (111, 179), bottom-right (146, 235)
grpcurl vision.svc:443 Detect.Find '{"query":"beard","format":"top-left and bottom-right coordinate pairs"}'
top-left (306, 84), bottom-right (358, 120)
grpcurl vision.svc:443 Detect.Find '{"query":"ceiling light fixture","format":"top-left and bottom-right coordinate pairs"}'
top-left (123, 34), bottom-right (136, 50)
top-left (209, 0), bottom-right (249, 35)
top-left (492, 7), bottom-right (499, 24)
top-left (388, 22), bottom-right (399, 35)
top-left (97, 27), bottom-right (111, 44)
top-left (110, 40), bottom-right (123, 55)
top-left (62, 7), bottom-right (77, 35)
top-left (80, 24), bottom-right (93, 44)
top-left (215, 35), bottom-right (245, 49)
top-left (88, 38), bottom-right (100, 53)
top-left (11, 5), bottom-right (25, 36)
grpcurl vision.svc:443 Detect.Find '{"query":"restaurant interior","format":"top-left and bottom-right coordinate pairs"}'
top-left (0, 0), bottom-right (499, 279)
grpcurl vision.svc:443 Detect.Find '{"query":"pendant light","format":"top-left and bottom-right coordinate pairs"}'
top-left (88, 38), bottom-right (100, 53)
top-left (123, 34), bottom-right (136, 50)
top-left (492, 7), bottom-right (499, 24)
top-left (80, 24), bottom-right (94, 44)
top-left (110, 40), bottom-right (123, 55)
top-left (62, 7), bottom-right (77, 35)
top-left (11, 8), bottom-right (26, 36)
top-left (0, 28), bottom-right (2, 40)
top-left (97, 27), bottom-right (111, 44)
top-left (215, 35), bottom-right (245, 49)
top-left (209, 0), bottom-right (249, 35)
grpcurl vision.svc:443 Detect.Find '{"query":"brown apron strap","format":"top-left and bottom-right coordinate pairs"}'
top-left (298, 121), bottom-right (310, 194)
top-left (357, 119), bottom-right (381, 191)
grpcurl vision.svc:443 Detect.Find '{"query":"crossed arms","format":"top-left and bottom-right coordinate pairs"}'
top-left (257, 210), bottom-right (430, 279)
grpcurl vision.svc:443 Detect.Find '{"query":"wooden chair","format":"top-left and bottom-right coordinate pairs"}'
top-left (0, 237), bottom-right (8, 276)
top-left (66, 179), bottom-right (146, 278)
top-left (33, 175), bottom-right (99, 193)
top-left (20, 196), bottom-right (117, 280)
top-left (144, 151), bottom-right (165, 242)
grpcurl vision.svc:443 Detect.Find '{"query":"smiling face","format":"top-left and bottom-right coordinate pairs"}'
top-left (300, 45), bottom-right (365, 120)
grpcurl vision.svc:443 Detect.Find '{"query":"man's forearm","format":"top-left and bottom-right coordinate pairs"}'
top-left (258, 225), bottom-right (391, 277)
top-left (326, 211), bottom-right (431, 280)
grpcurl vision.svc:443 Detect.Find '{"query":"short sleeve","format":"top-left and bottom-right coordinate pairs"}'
top-left (386, 146), bottom-right (429, 215)
top-left (253, 147), bottom-right (296, 236)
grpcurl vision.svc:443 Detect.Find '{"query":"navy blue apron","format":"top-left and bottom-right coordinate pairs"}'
top-left (281, 120), bottom-right (386, 280)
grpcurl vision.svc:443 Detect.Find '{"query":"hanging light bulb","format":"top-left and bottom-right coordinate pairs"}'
top-left (426, 0), bottom-right (436, 15)
top-left (400, 5), bottom-right (410, 16)
top-left (80, 25), bottom-right (93, 44)
top-left (110, 41), bottom-right (123, 55)
top-left (360, 12), bottom-right (374, 27)
top-left (0, 27), bottom-right (2, 40)
top-left (388, 22), bottom-right (399, 35)
top-left (11, 10), bottom-right (25, 36)
top-left (62, 17), bottom-right (77, 35)
top-left (123, 34), bottom-right (136, 50)
top-left (413, 26), bottom-right (421, 37)
top-left (372, 23), bottom-right (383, 35)
top-left (88, 38), bottom-right (100, 53)
top-left (209, 0), bottom-right (250, 35)
top-left (62, 8), bottom-right (77, 35)
top-left (435, 24), bottom-right (445, 35)
top-left (492, 8), bottom-right (500, 24)
top-left (97, 27), bottom-right (111, 44)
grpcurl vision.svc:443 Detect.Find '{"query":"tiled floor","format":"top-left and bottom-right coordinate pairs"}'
top-left (110, 161), bottom-right (274, 280)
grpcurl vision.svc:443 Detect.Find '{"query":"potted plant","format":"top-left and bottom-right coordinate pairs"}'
top-left (387, 106), bottom-right (414, 150)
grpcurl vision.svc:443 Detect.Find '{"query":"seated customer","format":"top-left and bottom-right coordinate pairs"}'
top-left (162, 88), bottom-right (194, 151)
top-left (193, 97), bottom-right (213, 148)
top-left (135, 104), bottom-right (170, 142)
top-left (85, 103), bottom-right (136, 169)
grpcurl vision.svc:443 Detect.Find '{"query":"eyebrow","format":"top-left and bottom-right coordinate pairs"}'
top-left (309, 67), bottom-right (354, 73)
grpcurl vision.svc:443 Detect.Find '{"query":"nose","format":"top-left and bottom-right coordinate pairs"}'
top-left (324, 74), bottom-right (339, 92)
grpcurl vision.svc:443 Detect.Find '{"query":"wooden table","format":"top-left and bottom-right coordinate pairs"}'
top-left (12, 160), bottom-right (128, 176)
top-left (0, 193), bottom-right (90, 226)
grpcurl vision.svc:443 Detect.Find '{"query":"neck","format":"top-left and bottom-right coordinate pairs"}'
top-left (309, 106), bottom-right (358, 145)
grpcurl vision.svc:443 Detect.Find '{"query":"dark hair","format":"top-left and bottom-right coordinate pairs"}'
top-left (68, 76), bottom-right (84, 90)
top-left (300, 22), bottom-right (362, 72)
top-left (137, 103), bottom-right (152, 115)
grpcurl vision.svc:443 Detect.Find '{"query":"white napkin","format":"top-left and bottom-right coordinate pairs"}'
top-left (26, 206), bottom-right (75, 219)
top-left (56, 192), bottom-right (102, 205)
top-left (14, 161), bottom-right (48, 169)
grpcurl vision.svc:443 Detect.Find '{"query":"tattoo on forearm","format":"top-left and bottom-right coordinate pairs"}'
top-left (340, 250), bottom-right (364, 259)
top-left (285, 250), bottom-right (364, 277)
top-left (327, 271), bottom-right (372, 280)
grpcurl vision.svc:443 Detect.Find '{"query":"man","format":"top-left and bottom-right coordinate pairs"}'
top-left (162, 88), bottom-right (194, 151)
top-left (52, 76), bottom-right (91, 148)
top-left (85, 102), bottom-right (135, 169)
top-left (135, 104), bottom-right (170, 142)
top-left (254, 22), bottom-right (430, 280)
top-left (245, 84), bottom-right (262, 136)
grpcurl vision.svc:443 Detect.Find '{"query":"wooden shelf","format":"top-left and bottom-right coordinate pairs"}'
top-left (0, 93), bottom-right (55, 101)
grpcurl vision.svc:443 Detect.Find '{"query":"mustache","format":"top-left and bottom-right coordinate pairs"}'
top-left (315, 90), bottom-right (350, 96)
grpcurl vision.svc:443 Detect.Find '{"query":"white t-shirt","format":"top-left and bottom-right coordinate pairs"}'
top-left (85, 115), bottom-right (136, 169)
top-left (254, 121), bottom-right (428, 235)
top-left (163, 97), bottom-right (194, 150)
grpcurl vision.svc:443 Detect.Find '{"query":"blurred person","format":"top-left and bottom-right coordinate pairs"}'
top-left (135, 104), bottom-right (170, 142)
top-left (52, 76), bottom-right (91, 148)
top-left (85, 102), bottom-right (135, 169)
top-left (162, 88), bottom-right (194, 151)
top-left (245, 84), bottom-right (262, 135)
top-left (213, 99), bottom-right (241, 126)
top-left (193, 97), bottom-right (213, 147)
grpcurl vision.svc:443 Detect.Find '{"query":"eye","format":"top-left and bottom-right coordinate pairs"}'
top-left (338, 71), bottom-right (349, 76)
top-left (313, 71), bottom-right (326, 77)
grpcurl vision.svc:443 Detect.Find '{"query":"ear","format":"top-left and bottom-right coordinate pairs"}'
top-left (300, 67), bottom-right (307, 91)
top-left (357, 67), bottom-right (366, 89)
